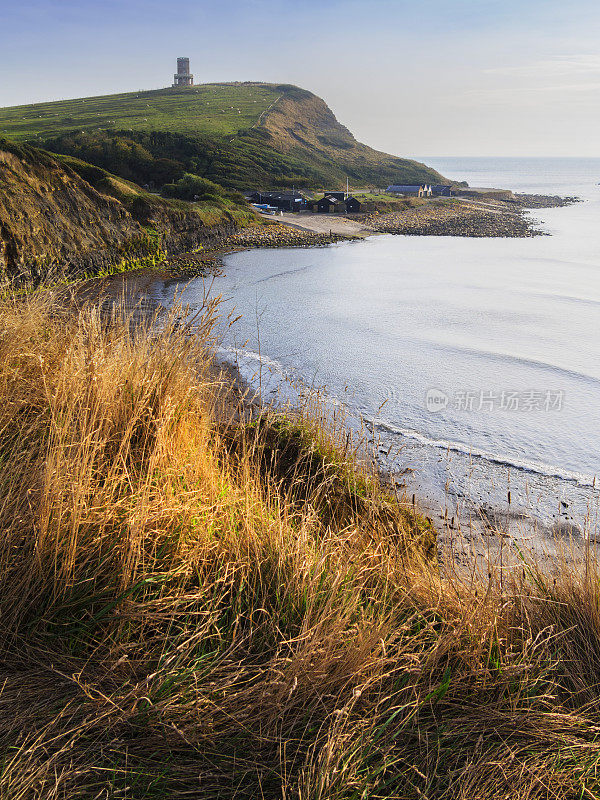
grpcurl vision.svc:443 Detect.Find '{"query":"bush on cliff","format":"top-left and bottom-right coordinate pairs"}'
top-left (161, 172), bottom-right (227, 202)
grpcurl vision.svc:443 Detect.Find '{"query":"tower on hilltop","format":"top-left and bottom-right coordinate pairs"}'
top-left (173, 57), bottom-right (194, 87)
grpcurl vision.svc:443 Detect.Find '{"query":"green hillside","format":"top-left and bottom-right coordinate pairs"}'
top-left (0, 84), bottom-right (279, 142)
top-left (0, 83), bottom-right (447, 190)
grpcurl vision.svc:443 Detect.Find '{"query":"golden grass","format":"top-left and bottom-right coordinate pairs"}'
top-left (0, 287), bottom-right (599, 798)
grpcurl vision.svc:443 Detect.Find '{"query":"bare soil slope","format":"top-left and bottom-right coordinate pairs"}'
top-left (0, 139), bottom-right (142, 279)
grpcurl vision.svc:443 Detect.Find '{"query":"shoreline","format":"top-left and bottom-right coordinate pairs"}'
top-left (357, 193), bottom-right (580, 238)
top-left (83, 188), bottom-right (591, 565)
top-left (212, 342), bottom-right (598, 569)
top-left (192, 193), bottom-right (580, 257)
top-left (149, 190), bottom-right (582, 280)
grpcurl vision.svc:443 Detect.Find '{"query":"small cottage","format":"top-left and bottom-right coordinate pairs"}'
top-left (387, 185), bottom-right (432, 197)
top-left (317, 196), bottom-right (345, 213)
top-left (344, 196), bottom-right (362, 213)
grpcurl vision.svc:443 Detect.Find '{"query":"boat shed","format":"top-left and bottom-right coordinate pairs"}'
top-left (317, 195), bottom-right (345, 213)
top-left (323, 191), bottom-right (346, 202)
top-left (344, 196), bottom-right (362, 213)
top-left (247, 192), bottom-right (305, 212)
top-left (432, 185), bottom-right (454, 197)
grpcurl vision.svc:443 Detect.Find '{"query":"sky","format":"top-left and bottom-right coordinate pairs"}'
top-left (1, 0), bottom-right (600, 157)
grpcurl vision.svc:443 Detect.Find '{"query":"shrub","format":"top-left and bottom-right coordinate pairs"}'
top-left (161, 172), bottom-right (227, 201)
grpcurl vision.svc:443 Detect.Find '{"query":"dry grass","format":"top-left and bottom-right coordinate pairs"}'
top-left (0, 287), bottom-right (599, 798)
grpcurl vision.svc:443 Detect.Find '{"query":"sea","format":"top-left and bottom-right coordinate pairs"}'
top-left (150, 158), bottom-right (600, 538)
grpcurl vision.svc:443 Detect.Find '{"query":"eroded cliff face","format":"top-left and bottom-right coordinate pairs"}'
top-left (124, 193), bottom-right (240, 256)
top-left (258, 88), bottom-right (356, 155)
top-left (0, 141), bottom-right (146, 280)
top-left (0, 139), bottom-right (240, 282)
top-left (257, 87), bottom-right (445, 186)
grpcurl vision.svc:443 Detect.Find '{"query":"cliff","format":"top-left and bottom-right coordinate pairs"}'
top-left (0, 139), bottom-right (143, 280)
top-left (0, 139), bottom-right (252, 281)
top-left (0, 83), bottom-right (448, 190)
top-left (253, 85), bottom-right (445, 187)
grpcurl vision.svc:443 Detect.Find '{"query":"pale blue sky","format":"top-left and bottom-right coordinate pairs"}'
top-left (1, 0), bottom-right (599, 156)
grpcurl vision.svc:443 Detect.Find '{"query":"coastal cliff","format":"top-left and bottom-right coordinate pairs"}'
top-left (0, 83), bottom-right (448, 190)
top-left (0, 139), bottom-right (143, 280)
top-left (0, 138), bottom-right (253, 281)
top-left (251, 84), bottom-right (446, 187)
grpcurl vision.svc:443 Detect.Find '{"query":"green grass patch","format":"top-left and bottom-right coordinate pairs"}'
top-left (0, 84), bottom-right (279, 142)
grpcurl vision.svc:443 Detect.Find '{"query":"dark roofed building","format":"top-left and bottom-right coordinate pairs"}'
top-left (432, 185), bottom-right (454, 197)
top-left (317, 195), bottom-right (345, 213)
top-left (344, 196), bottom-right (362, 213)
top-left (323, 191), bottom-right (346, 202)
top-left (387, 185), bottom-right (425, 196)
top-left (247, 191), bottom-right (305, 212)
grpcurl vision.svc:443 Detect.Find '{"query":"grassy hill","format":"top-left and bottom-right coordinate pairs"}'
top-left (0, 83), bottom-right (447, 190)
top-left (0, 84), bottom-right (280, 141)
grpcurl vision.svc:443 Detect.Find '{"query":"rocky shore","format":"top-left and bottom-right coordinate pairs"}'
top-left (355, 193), bottom-right (581, 238)
top-left (164, 223), bottom-right (352, 277)
top-left (159, 191), bottom-right (582, 279)
top-left (360, 204), bottom-right (543, 238)
top-left (228, 223), bottom-right (350, 249)
top-left (513, 193), bottom-right (580, 209)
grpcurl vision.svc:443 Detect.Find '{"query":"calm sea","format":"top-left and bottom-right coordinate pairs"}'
top-left (151, 158), bottom-right (600, 532)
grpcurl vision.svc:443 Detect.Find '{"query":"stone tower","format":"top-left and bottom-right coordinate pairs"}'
top-left (173, 57), bottom-right (194, 87)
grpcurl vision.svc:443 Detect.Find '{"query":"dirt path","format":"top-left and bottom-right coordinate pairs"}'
top-left (275, 212), bottom-right (373, 237)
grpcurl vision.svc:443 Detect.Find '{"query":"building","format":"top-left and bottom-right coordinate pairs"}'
top-left (317, 195), bottom-right (345, 213)
top-left (173, 57), bottom-right (194, 87)
top-left (387, 184), bottom-right (432, 198)
top-left (247, 191), bottom-right (305, 212)
top-left (323, 191), bottom-right (346, 202)
top-left (311, 195), bottom-right (362, 213)
top-left (387, 185), bottom-right (421, 195)
top-left (344, 196), bottom-right (362, 213)
top-left (432, 185), bottom-right (454, 197)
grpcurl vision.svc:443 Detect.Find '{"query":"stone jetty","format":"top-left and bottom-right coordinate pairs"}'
top-left (227, 223), bottom-right (350, 249)
top-left (513, 194), bottom-right (580, 209)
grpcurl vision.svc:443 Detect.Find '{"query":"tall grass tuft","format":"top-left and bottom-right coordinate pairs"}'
top-left (0, 286), bottom-right (599, 798)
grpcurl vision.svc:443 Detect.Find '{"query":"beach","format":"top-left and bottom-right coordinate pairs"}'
top-left (139, 160), bottom-right (599, 565)
top-left (78, 166), bottom-right (596, 569)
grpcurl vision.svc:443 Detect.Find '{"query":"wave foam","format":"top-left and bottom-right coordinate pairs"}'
top-left (371, 417), bottom-right (597, 488)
